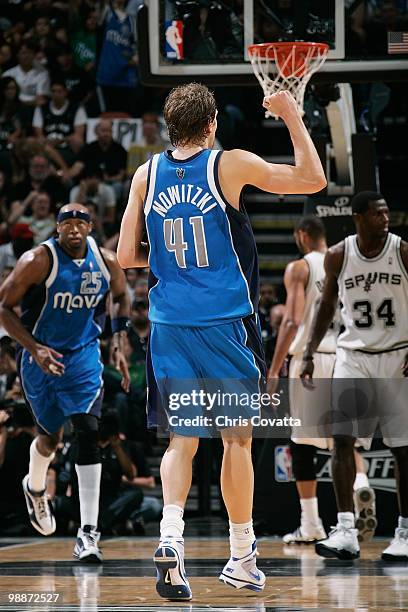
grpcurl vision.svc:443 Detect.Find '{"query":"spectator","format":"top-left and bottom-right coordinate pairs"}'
top-left (0, 42), bottom-right (14, 74)
top-left (69, 167), bottom-right (116, 226)
top-left (0, 77), bottom-right (22, 174)
top-left (21, 0), bottom-right (69, 33)
top-left (9, 153), bottom-right (68, 209)
top-left (128, 298), bottom-right (149, 360)
top-left (70, 120), bottom-right (127, 201)
top-left (0, 402), bottom-right (36, 536)
top-left (104, 334), bottom-right (147, 440)
top-left (33, 78), bottom-right (86, 164)
top-left (27, 16), bottom-right (58, 66)
top-left (134, 278), bottom-right (149, 302)
top-left (0, 170), bottom-right (13, 241)
top-left (0, 223), bottom-right (34, 275)
top-left (71, 7), bottom-right (98, 74)
top-left (125, 268), bottom-right (139, 303)
top-left (0, 338), bottom-right (18, 400)
top-left (8, 190), bottom-right (56, 245)
top-left (85, 201), bottom-right (107, 245)
top-left (96, 0), bottom-right (141, 115)
top-left (127, 112), bottom-right (170, 170)
top-left (137, 112), bottom-right (168, 148)
top-left (122, 441), bottom-right (161, 532)
top-left (51, 44), bottom-right (94, 108)
top-left (258, 281), bottom-right (277, 343)
top-left (55, 411), bottom-right (143, 535)
top-left (3, 41), bottom-right (50, 125)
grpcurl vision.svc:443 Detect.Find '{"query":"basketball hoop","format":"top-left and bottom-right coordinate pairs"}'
top-left (247, 42), bottom-right (329, 117)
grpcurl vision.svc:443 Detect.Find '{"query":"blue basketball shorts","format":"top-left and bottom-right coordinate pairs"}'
top-left (147, 314), bottom-right (267, 436)
top-left (19, 340), bottom-right (104, 435)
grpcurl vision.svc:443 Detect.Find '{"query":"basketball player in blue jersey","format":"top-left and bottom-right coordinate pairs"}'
top-left (117, 84), bottom-right (326, 600)
top-left (0, 203), bottom-right (130, 562)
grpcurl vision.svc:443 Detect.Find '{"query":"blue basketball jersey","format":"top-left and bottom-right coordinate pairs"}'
top-left (21, 237), bottom-right (110, 351)
top-left (96, 8), bottom-right (137, 88)
top-left (145, 149), bottom-right (260, 326)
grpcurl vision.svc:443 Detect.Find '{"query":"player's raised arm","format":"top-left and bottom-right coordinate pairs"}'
top-left (268, 259), bottom-right (308, 388)
top-left (300, 244), bottom-right (343, 386)
top-left (0, 248), bottom-right (65, 375)
top-left (117, 162), bottom-right (150, 269)
top-left (101, 248), bottom-right (131, 392)
top-left (221, 91), bottom-right (326, 197)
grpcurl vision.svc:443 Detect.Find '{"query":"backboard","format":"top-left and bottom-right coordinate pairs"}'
top-left (138, 0), bottom-right (408, 86)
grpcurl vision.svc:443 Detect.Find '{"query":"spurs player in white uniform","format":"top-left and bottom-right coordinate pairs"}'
top-left (301, 192), bottom-right (408, 561)
top-left (269, 216), bottom-right (374, 545)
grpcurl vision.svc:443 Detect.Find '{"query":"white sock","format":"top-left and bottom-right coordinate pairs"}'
top-left (338, 512), bottom-right (355, 529)
top-left (28, 438), bottom-right (55, 493)
top-left (398, 516), bottom-right (408, 529)
top-left (75, 463), bottom-right (101, 529)
top-left (300, 497), bottom-right (320, 528)
top-left (353, 472), bottom-right (370, 491)
top-left (160, 504), bottom-right (184, 540)
top-left (229, 520), bottom-right (255, 559)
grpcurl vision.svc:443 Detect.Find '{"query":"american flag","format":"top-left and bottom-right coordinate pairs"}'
top-left (387, 32), bottom-right (408, 54)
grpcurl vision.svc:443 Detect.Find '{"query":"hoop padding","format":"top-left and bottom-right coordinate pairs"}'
top-left (248, 42), bottom-right (329, 116)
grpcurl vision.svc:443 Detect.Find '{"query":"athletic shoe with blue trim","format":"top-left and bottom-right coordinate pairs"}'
top-left (219, 541), bottom-right (266, 591)
top-left (153, 539), bottom-right (192, 600)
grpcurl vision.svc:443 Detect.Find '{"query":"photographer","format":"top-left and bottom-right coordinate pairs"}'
top-left (55, 411), bottom-right (144, 535)
top-left (0, 403), bottom-right (36, 534)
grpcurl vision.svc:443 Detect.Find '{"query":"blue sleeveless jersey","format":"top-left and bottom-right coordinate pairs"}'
top-left (145, 149), bottom-right (259, 326)
top-left (20, 237), bottom-right (110, 351)
top-left (96, 8), bottom-right (137, 88)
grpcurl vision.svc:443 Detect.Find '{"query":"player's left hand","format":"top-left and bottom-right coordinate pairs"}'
top-left (113, 349), bottom-right (131, 393)
top-left (403, 353), bottom-right (408, 377)
top-left (300, 357), bottom-right (315, 389)
top-left (266, 372), bottom-right (279, 396)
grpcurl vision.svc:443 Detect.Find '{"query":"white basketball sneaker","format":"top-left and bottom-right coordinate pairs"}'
top-left (219, 541), bottom-right (266, 591)
top-left (354, 487), bottom-right (377, 542)
top-left (382, 528), bottom-right (408, 561)
top-left (153, 539), bottom-right (192, 600)
top-left (73, 526), bottom-right (103, 563)
top-left (22, 474), bottom-right (56, 536)
top-left (283, 522), bottom-right (327, 545)
top-left (315, 524), bottom-right (360, 560)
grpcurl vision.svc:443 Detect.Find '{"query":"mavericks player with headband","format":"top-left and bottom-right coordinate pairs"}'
top-left (118, 83), bottom-right (326, 600)
top-left (0, 204), bottom-right (130, 562)
top-left (301, 191), bottom-right (408, 561)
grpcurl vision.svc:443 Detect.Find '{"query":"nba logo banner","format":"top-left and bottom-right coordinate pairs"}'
top-left (275, 445), bottom-right (293, 482)
top-left (165, 20), bottom-right (184, 60)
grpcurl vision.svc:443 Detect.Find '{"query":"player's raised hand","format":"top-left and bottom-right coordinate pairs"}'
top-left (300, 356), bottom-right (315, 390)
top-left (33, 345), bottom-right (65, 376)
top-left (113, 349), bottom-right (131, 393)
top-left (263, 91), bottom-right (299, 118)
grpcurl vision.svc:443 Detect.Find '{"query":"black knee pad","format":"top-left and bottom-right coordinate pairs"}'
top-left (71, 414), bottom-right (100, 465)
top-left (289, 440), bottom-right (317, 481)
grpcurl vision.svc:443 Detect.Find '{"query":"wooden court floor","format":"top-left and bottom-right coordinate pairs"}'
top-left (0, 537), bottom-right (407, 611)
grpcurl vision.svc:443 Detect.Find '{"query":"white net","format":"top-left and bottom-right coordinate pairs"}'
top-left (248, 43), bottom-right (329, 117)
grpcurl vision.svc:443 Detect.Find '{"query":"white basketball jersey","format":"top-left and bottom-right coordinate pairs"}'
top-left (337, 233), bottom-right (408, 352)
top-left (289, 250), bottom-right (337, 355)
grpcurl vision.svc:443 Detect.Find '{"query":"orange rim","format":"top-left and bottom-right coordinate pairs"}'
top-left (248, 41), bottom-right (329, 59)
